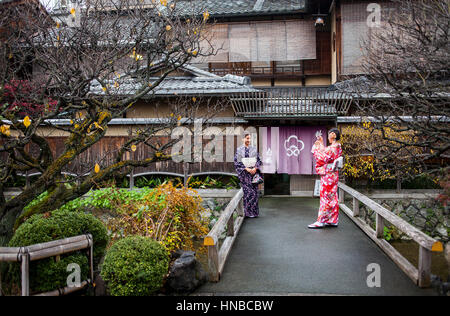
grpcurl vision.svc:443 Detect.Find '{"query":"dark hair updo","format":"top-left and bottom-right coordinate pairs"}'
top-left (328, 128), bottom-right (341, 141)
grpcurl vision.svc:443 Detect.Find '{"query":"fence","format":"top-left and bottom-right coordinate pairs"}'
top-left (338, 182), bottom-right (444, 288)
top-left (203, 189), bottom-right (244, 282)
top-left (0, 234), bottom-right (94, 296)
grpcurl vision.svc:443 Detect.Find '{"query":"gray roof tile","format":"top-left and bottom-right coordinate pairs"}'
top-left (176, 0), bottom-right (307, 17)
top-left (90, 64), bottom-right (258, 96)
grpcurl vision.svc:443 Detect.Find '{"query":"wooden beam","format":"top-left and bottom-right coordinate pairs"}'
top-left (21, 253), bottom-right (29, 296)
top-left (28, 239), bottom-right (91, 261)
top-left (129, 168), bottom-right (135, 189)
top-left (227, 213), bottom-right (235, 237)
top-left (25, 235), bottom-right (88, 253)
top-left (0, 253), bottom-right (21, 262)
top-left (89, 236), bottom-right (94, 285)
top-left (339, 187), bottom-right (344, 203)
top-left (34, 280), bottom-right (90, 296)
top-left (418, 246), bottom-right (432, 288)
top-left (353, 197), bottom-right (360, 217)
top-left (237, 198), bottom-right (244, 217)
top-left (376, 213), bottom-right (384, 239)
top-left (208, 244), bottom-right (220, 282)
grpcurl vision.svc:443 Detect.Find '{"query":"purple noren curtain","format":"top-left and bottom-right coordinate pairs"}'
top-left (260, 126), bottom-right (328, 175)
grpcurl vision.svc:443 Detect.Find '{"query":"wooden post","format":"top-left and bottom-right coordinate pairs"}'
top-left (227, 214), bottom-right (235, 237)
top-left (21, 252), bottom-right (30, 296)
top-left (89, 236), bottom-right (94, 284)
top-left (353, 197), bottom-right (360, 217)
top-left (208, 244), bottom-right (220, 282)
top-left (237, 198), bottom-right (244, 217)
top-left (129, 171), bottom-right (134, 189)
top-left (339, 187), bottom-right (344, 204)
top-left (183, 162), bottom-right (188, 187)
top-left (25, 171), bottom-right (30, 189)
top-left (376, 214), bottom-right (384, 238)
top-left (418, 246), bottom-right (432, 288)
top-left (129, 128), bottom-right (135, 190)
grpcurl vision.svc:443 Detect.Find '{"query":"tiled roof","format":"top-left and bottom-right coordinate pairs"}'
top-left (329, 76), bottom-right (374, 93)
top-left (90, 65), bottom-right (258, 97)
top-left (146, 75), bottom-right (258, 95)
top-left (49, 0), bottom-right (307, 16)
top-left (331, 76), bottom-right (450, 99)
top-left (176, 0), bottom-right (307, 17)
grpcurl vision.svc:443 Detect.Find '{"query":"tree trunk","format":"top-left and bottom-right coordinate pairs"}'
top-left (0, 205), bottom-right (22, 246)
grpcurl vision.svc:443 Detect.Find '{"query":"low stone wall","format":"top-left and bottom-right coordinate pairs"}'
top-left (354, 191), bottom-right (449, 242)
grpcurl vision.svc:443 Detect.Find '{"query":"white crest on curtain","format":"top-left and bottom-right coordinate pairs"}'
top-left (284, 135), bottom-right (305, 157)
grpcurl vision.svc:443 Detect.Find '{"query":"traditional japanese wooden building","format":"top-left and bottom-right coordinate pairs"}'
top-left (15, 0), bottom-right (405, 195)
top-left (172, 0), bottom-right (361, 195)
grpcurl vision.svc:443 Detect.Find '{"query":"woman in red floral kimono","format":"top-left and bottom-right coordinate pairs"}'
top-left (309, 128), bottom-right (343, 229)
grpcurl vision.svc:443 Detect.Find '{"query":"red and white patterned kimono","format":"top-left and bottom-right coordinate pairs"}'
top-left (313, 143), bottom-right (343, 225)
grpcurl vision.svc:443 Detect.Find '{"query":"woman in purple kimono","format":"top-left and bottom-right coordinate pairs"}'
top-left (234, 133), bottom-right (262, 218)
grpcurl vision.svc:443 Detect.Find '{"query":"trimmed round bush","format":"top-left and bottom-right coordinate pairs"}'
top-left (8, 209), bottom-right (108, 293)
top-left (100, 236), bottom-right (169, 296)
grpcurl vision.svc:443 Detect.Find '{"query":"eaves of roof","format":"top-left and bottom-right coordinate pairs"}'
top-left (90, 65), bottom-right (258, 97)
top-left (174, 0), bottom-right (307, 18)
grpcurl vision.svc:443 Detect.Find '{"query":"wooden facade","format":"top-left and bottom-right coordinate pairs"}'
top-left (2, 0), bottom-right (383, 195)
top-left (206, 30), bottom-right (332, 81)
top-left (4, 132), bottom-right (246, 181)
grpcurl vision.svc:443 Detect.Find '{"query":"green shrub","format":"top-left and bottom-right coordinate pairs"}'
top-left (100, 236), bottom-right (169, 296)
top-left (56, 187), bottom-right (153, 213)
top-left (8, 209), bottom-right (108, 293)
top-left (107, 182), bottom-right (209, 253)
top-left (33, 254), bottom-right (89, 291)
top-left (23, 187), bottom-right (154, 216)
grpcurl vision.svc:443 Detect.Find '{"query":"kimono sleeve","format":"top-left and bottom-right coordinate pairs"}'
top-left (255, 151), bottom-right (262, 170)
top-left (314, 146), bottom-right (337, 165)
top-left (234, 150), bottom-right (246, 176)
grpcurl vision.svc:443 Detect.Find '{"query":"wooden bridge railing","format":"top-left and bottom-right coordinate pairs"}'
top-left (203, 189), bottom-right (244, 282)
top-left (338, 182), bottom-right (444, 288)
top-left (0, 234), bottom-right (94, 296)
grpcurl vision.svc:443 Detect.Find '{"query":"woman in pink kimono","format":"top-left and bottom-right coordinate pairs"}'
top-left (308, 128), bottom-right (343, 229)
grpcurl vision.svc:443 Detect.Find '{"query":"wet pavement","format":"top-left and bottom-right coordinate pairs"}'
top-left (195, 197), bottom-right (436, 296)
